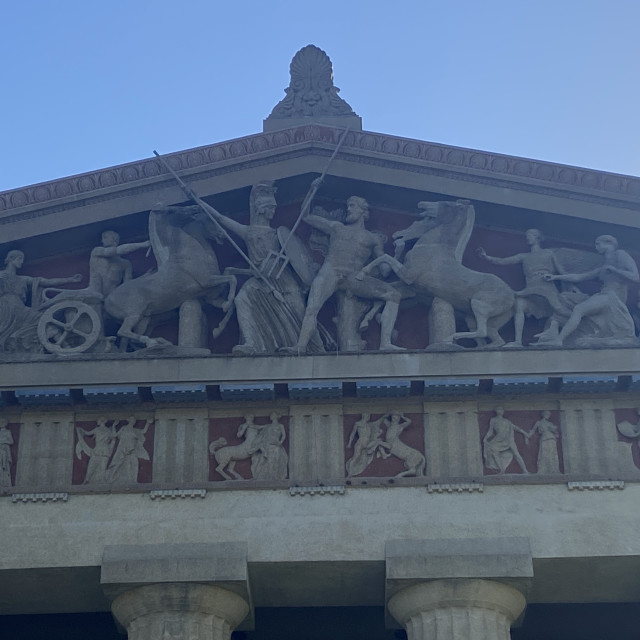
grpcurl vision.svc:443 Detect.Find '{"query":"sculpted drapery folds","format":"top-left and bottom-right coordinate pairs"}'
top-left (0, 250), bottom-right (82, 353)
top-left (203, 182), bottom-right (325, 355)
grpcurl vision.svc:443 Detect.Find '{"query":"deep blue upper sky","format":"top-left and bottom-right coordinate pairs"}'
top-left (2, 0), bottom-right (638, 191)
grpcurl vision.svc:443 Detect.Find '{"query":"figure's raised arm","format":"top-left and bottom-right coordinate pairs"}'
top-left (302, 213), bottom-right (337, 235)
top-left (477, 248), bottom-right (525, 266)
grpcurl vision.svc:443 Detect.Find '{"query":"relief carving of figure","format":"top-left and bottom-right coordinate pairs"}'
top-left (209, 415), bottom-right (261, 480)
top-left (107, 417), bottom-right (152, 484)
top-left (210, 414), bottom-right (288, 481)
top-left (75, 417), bottom-right (117, 484)
top-left (103, 205), bottom-right (236, 350)
top-left (203, 182), bottom-right (326, 355)
top-left (359, 200), bottom-right (514, 347)
top-left (617, 409), bottom-right (640, 439)
top-left (345, 413), bottom-right (386, 477)
top-left (0, 250), bottom-right (82, 353)
top-left (251, 413), bottom-right (288, 481)
top-left (0, 419), bottom-right (14, 487)
top-left (477, 229), bottom-right (568, 347)
top-left (483, 407), bottom-right (530, 474)
top-left (538, 235), bottom-right (639, 347)
top-left (292, 195), bottom-right (403, 353)
top-left (379, 412), bottom-right (426, 477)
top-left (530, 410), bottom-right (560, 474)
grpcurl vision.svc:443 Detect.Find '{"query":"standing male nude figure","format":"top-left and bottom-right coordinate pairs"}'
top-left (293, 195), bottom-right (403, 353)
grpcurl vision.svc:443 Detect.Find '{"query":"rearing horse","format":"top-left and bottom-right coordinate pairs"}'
top-left (358, 199), bottom-right (514, 347)
top-left (104, 206), bottom-right (236, 348)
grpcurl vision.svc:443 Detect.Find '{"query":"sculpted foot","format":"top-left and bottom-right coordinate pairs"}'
top-left (380, 343), bottom-right (406, 352)
top-left (503, 341), bottom-right (523, 348)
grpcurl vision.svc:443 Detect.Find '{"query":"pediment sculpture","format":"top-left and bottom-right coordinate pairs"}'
top-left (1, 167), bottom-right (638, 359)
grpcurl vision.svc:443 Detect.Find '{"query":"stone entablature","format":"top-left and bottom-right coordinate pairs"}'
top-left (3, 125), bottom-right (640, 220)
top-left (2, 394), bottom-right (639, 494)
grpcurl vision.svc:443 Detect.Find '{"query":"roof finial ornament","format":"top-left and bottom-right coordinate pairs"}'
top-left (263, 45), bottom-right (362, 132)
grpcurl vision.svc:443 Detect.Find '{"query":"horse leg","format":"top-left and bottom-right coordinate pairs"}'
top-left (216, 459), bottom-right (233, 481)
top-left (117, 313), bottom-right (165, 348)
top-left (226, 460), bottom-right (244, 481)
top-left (448, 299), bottom-right (492, 343)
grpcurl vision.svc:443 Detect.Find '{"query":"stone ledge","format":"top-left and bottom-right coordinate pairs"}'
top-left (567, 480), bottom-right (625, 491)
top-left (11, 492), bottom-right (69, 503)
top-left (149, 489), bottom-right (207, 499)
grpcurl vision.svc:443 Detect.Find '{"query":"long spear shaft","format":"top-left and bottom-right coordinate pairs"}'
top-left (152, 150), bottom-right (284, 301)
top-left (268, 127), bottom-right (350, 278)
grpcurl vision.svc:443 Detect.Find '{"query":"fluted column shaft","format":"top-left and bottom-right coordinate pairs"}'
top-left (388, 579), bottom-right (526, 640)
top-left (111, 583), bottom-right (249, 640)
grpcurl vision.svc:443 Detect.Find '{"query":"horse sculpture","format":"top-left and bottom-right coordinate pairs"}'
top-left (358, 199), bottom-right (514, 347)
top-left (104, 206), bottom-right (236, 349)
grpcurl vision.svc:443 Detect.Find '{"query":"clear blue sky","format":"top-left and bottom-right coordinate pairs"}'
top-left (1, 0), bottom-right (639, 192)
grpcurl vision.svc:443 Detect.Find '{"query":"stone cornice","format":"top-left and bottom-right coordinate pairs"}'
top-left (2, 125), bottom-right (639, 222)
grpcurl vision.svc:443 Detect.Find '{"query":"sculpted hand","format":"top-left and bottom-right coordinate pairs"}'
top-left (71, 274), bottom-right (82, 283)
top-left (311, 176), bottom-right (324, 190)
top-left (476, 247), bottom-right (487, 259)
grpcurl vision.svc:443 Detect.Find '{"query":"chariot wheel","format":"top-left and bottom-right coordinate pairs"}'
top-left (37, 300), bottom-right (102, 355)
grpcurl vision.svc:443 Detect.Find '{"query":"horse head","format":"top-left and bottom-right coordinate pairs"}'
top-left (414, 200), bottom-right (474, 260)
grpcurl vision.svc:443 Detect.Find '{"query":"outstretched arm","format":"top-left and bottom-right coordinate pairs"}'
top-left (303, 214), bottom-right (337, 235)
top-left (477, 248), bottom-right (525, 266)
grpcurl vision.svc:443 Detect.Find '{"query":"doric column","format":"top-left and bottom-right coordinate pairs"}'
top-left (102, 542), bottom-right (251, 640)
top-left (111, 582), bottom-right (249, 640)
top-left (388, 578), bottom-right (526, 640)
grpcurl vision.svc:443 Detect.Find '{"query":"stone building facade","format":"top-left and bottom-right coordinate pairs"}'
top-left (1, 46), bottom-right (640, 639)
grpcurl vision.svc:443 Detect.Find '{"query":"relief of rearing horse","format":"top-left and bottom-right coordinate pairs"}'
top-left (104, 205), bottom-right (236, 348)
top-left (358, 199), bottom-right (514, 347)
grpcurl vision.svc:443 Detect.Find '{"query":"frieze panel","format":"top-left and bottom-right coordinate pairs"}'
top-left (479, 408), bottom-right (563, 476)
top-left (73, 417), bottom-right (154, 485)
top-left (344, 412), bottom-right (424, 478)
top-left (208, 414), bottom-right (289, 482)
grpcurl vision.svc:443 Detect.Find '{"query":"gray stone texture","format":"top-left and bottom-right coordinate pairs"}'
top-left (15, 412), bottom-right (74, 487)
top-left (289, 404), bottom-right (344, 481)
top-left (152, 409), bottom-right (209, 484)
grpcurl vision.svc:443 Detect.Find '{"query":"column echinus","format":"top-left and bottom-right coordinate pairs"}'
top-left (101, 543), bottom-right (251, 640)
top-left (385, 539), bottom-right (532, 640)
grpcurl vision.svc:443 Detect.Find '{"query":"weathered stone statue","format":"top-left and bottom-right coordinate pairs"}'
top-left (209, 416), bottom-right (261, 481)
top-left (75, 417), bottom-right (117, 484)
top-left (379, 412), bottom-right (426, 477)
top-left (210, 414), bottom-right (288, 481)
top-left (359, 200), bottom-right (514, 347)
top-left (203, 182), bottom-right (325, 355)
top-left (0, 419), bottom-right (14, 487)
top-left (0, 250), bottom-right (82, 353)
top-left (345, 414), bottom-right (387, 477)
top-left (477, 229), bottom-right (567, 347)
top-left (483, 407), bottom-right (530, 474)
top-left (103, 206), bottom-right (236, 349)
top-left (87, 231), bottom-right (150, 298)
top-left (530, 410), bottom-right (560, 474)
top-left (538, 235), bottom-right (639, 346)
top-left (107, 417), bottom-right (151, 484)
top-left (251, 413), bottom-right (288, 481)
top-left (293, 196), bottom-right (403, 353)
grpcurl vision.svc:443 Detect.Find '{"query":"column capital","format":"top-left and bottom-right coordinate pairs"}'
top-left (111, 583), bottom-right (249, 640)
top-left (388, 579), bottom-right (526, 640)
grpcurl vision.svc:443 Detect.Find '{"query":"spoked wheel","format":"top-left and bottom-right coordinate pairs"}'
top-left (37, 301), bottom-right (102, 355)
